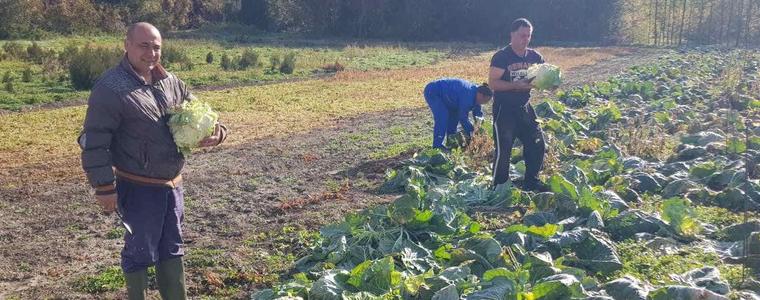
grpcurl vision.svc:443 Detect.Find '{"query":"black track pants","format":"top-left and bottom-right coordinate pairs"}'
top-left (492, 103), bottom-right (546, 186)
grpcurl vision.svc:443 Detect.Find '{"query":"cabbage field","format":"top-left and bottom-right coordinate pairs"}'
top-left (0, 45), bottom-right (642, 299)
top-left (252, 50), bottom-right (760, 300)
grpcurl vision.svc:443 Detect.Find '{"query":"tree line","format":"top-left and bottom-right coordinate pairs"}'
top-left (0, 0), bottom-right (236, 39)
top-left (618, 0), bottom-right (760, 47)
top-left (1, 0), bottom-right (758, 46)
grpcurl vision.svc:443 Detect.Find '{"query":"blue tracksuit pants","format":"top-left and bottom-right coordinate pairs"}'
top-left (117, 179), bottom-right (184, 273)
top-left (424, 85), bottom-right (459, 148)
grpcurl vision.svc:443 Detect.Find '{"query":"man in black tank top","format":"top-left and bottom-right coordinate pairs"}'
top-left (488, 18), bottom-right (548, 192)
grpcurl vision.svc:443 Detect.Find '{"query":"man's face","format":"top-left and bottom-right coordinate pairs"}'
top-left (510, 26), bottom-right (532, 49)
top-left (124, 28), bottom-right (162, 75)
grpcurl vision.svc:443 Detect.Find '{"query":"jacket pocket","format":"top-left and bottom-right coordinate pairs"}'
top-left (116, 180), bottom-right (131, 211)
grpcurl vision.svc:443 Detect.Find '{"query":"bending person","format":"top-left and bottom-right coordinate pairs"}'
top-left (423, 77), bottom-right (493, 151)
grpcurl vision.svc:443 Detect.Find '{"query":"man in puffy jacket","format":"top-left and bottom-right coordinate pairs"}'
top-left (78, 22), bottom-right (227, 300)
top-left (423, 78), bottom-right (493, 151)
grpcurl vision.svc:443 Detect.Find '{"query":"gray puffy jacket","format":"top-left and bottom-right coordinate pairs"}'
top-left (79, 57), bottom-right (203, 189)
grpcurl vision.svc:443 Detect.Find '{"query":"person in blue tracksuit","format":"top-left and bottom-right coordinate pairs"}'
top-left (423, 78), bottom-right (493, 150)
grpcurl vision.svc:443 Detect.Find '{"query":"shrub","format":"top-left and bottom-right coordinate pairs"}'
top-left (237, 49), bottom-right (259, 70)
top-left (4, 80), bottom-right (15, 93)
top-left (162, 46), bottom-right (192, 69)
top-left (2, 71), bottom-right (12, 83)
top-left (280, 51), bottom-right (297, 74)
top-left (26, 42), bottom-right (44, 63)
top-left (21, 68), bottom-right (32, 82)
top-left (321, 60), bottom-right (345, 73)
top-left (69, 45), bottom-right (122, 90)
top-left (220, 53), bottom-right (233, 71)
top-left (269, 54), bottom-right (281, 71)
top-left (2, 41), bottom-right (26, 59)
top-left (59, 44), bottom-right (80, 66)
top-left (180, 62), bottom-right (194, 71)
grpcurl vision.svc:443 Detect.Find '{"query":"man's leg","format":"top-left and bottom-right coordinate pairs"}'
top-left (492, 105), bottom-right (518, 186)
top-left (157, 185), bottom-right (186, 300)
top-left (156, 257), bottom-right (186, 300)
top-left (425, 93), bottom-right (450, 149)
top-left (118, 180), bottom-right (167, 299)
top-left (446, 113), bottom-right (459, 135)
top-left (445, 112), bottom-right (459, 147)
top-left (517, 104), bottom-right (547, 190)
top-left (124, 270), bottom-right (148, 300)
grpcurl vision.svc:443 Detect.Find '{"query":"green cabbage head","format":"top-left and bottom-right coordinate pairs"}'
top-left (168, 100), bottom-right (218, 155)
top-left (527, 63), bottom-right (562, 90)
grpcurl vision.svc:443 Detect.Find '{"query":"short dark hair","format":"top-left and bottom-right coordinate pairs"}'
top-left (477, 83), bottom-right (493, 97)
top-left (511, 18), bottom-right (533, 33)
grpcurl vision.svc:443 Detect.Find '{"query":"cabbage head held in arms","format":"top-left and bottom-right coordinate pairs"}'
top-left (168, 100), bottom-right (218, 155)
top-left (527, 63), bottom-right (562, 90)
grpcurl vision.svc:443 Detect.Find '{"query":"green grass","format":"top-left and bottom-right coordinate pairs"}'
top-left (614, 241), bottom-right (744, 288)
top-left (695, 205), bottom-right (757, 228)
top-left (389, 125), bottom-right (407, 136)
top-left (17, 262), bottom-right (31, 273)
top-left (186, 248), bottom-right (228, 268)
top-left (0, 36), bottom-right (451, 110)
top-left (325, 178), bottom-right (350, 193)
top-left (326, 127), bottom-right (430, 160)
top-left (73, 266), bottom-right (125, 293)
top-left (369, 140), bottom-right (429, 160)
top-left (635, 195), bottom-right (755, 230)
top-left (369, 123), bottom-right (431, 159)
top-left (240, 226), bottom-right (321, 287)
top-left (105, 227), bottom-right (125, 239)
top-left (170, 42), bottom-right (447, 87)
top-left (0, 61), bottom-right (88, 110)
top-left (324, 116), bottom-right (431, 160)
top-left (73, 265), bottom-right (157, 294)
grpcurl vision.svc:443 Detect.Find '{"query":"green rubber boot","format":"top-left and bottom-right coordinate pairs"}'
top-left (124, 269), bottom-right (148, 300)
top-left (156, 257), bottom-right (187, 300)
